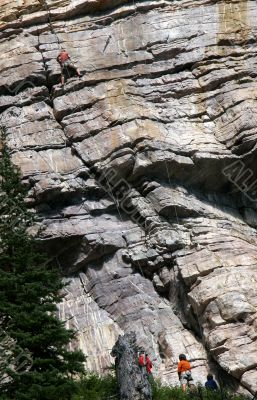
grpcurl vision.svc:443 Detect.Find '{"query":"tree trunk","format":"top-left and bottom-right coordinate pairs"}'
top-left (111, 332), bottom-right (152, 400)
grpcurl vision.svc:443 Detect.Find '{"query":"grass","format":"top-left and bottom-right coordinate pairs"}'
top-left (151, 380), bottom-right (251, 400)
top-left (72, 374), bottom-right (252, 400)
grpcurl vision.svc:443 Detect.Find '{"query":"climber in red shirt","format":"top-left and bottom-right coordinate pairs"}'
top-left (57, 49), bottom-right (82, 86)
top-left (145, 353), bottom-right (153, 374)
top-left (138, 352), bottom-right (145, 367)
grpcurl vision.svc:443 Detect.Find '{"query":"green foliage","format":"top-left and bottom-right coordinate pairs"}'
top-left (72, 373), bottom-right (118, 400)
top-left (71, 374), bottom-right (252, 400)
top-left (151, 380), bottom-right (251, 400)
top-left (0, 137), bottom-right (85, 399)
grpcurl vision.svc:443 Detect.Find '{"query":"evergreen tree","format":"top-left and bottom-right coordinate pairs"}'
top-left (0, 136), bottom-right (85, 400)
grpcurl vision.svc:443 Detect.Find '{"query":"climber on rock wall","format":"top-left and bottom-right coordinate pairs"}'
top-left (145, 353), bottom-right (153, 375)
top-left (138, 351), bottom-right (145, 368)
top-left (177, 354), bottom-right (195, 392)
top-left (57, 49), bottom-right (82, 86)
top-left (138, 352), bottom-right (153, 375)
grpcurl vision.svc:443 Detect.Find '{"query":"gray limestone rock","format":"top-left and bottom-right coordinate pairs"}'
top-left (1, 0), bottom-right (257, 395)
top-left (111, 332), bottom-right (152, 400)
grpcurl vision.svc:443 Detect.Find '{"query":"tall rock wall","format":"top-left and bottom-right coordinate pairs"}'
top-left (1, 0), bottom-right (257, 394)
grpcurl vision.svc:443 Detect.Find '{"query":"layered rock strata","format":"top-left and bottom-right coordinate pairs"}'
top-left (1, 0), bottom-right (257, 393)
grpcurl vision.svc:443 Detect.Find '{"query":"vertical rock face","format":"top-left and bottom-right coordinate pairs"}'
top-left (111, 332), bottom-right (152, 400)
top-left (1, 0), bottom-right (257, 394)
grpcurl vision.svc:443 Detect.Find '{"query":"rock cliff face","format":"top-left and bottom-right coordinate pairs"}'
top-left (1, 0), bottom-right (257, 394)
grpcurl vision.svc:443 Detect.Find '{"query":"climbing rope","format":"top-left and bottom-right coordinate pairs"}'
top-left (40, 0), bottom-right (61, 47)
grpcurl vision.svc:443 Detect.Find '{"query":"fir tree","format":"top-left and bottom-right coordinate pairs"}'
top-left (0, 136), bottom-right (85, 400)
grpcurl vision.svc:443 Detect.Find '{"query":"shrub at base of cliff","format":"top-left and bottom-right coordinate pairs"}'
top-left (71, 374), bottom-right (253, 400)
top-left (72, 373), bottom-right (118, 400)
top-left (0, 139), bottom-right (85, 399)
top-left (151, 380), bottom-right (252, 400)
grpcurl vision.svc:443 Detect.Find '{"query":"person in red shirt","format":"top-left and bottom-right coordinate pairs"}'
top-left (145, 353), bottom-right (153, 374)
top-left (177, 354), bottom-right (195, 392)
top-left (138, 352), bottom-right (145, 367)
top-left (57, 49), bottom-right (82, 86)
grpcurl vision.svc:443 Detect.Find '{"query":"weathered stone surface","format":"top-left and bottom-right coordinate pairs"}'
top-left (58, 275), bottom-right (123, 372)
top-left (1, 0), bottom-right (257, 394)
top-left (111, 332), bottom-right (152, 400)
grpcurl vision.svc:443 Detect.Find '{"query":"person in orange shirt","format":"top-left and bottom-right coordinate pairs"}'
top-left (177, 354), bottom-right (195, 392)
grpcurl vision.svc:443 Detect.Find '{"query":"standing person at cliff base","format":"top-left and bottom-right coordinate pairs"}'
top-left (177, 354), bottom-right (195, 392)
top-left (57, 49), bottom-right (82, 86)
top-left (205, 374), bottom-right (218, 391)
top-left (145, 353), bottom-right (153, 375)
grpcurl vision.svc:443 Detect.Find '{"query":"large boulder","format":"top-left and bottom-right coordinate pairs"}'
top-left (111, 332), bottom-right (152, 400)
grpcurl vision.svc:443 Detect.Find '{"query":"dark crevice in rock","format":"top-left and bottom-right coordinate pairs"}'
top-left (36, 29), bottom-right (59, 95)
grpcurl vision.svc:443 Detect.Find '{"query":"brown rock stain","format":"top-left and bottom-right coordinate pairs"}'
top-left (218, 0), bottom-right (250, 54)
top-left (0, 0), bottom-right (42, 23)
top-left (104, 79), bottom-right (163, 151)
top-left (194, 1), bottom-right (252, 145)
top-left (105, 80), bottom-right (130, 150)
top-left (213, 1), bottom-right (252, 143)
